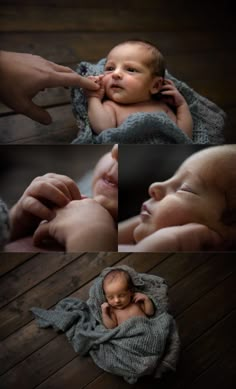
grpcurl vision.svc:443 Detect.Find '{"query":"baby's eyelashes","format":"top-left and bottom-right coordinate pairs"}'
top-left (177, 184), bottom-right (197, 194)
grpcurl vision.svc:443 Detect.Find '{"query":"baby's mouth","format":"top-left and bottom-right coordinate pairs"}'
top-left (110, 83), bottom-right (122, 89)
top-left (140, 203), bottom-right (152, 221)
top-left (103, 174), bottom-right (117, 187)
top-left (141, 203), bottom-right (151, 216)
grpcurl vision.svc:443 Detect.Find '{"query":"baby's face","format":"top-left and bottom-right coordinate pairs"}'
top-left (104, 277), bottom-right (132, 310)
top-left (92, 145), bottom-right (118, 219)
top-left (134, 147), bottom-right (233, 243)
top-left (103, 43), bottom-right (161, 104)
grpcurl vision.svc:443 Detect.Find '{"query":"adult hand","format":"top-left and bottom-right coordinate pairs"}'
top-left (0, 51), bottom-right (99, 124)
top-left (10, 173), bottom-right (81, 241)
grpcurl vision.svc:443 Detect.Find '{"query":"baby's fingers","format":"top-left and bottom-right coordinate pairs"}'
top-left (33, 221), bottom-right (52, 246)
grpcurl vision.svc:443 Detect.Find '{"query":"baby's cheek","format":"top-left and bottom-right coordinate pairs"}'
top-left (152, 199), bottom-right (198, 229)
top-left (133, 222), bottom-right (155, 243)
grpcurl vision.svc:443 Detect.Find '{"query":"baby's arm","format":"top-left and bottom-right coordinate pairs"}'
top-left (161, 79), bottom-right (193, 138)
top-left (118, 216), bottom-right (140, 244)
top-left (85, 76), bottom-right (117, 133)
top-left (101, 302), bottom-right (117, 329)
top-left (33, 198), bottom-right (117, 251)
top-left (133, 292), bottom-right (155, 316)
top-left (133, 223), bottom-right (223, 252)
top-left (9, 173), bottom-right (81, 241)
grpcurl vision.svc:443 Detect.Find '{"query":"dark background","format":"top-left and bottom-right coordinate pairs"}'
top-left (118, 144), bottom-right (208, 221)
top-left (0, 145), bottom-right (111, 207)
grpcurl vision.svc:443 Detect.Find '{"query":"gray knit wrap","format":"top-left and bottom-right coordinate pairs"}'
top-left (0, 199), bottom-right (10, 248)
top-left (31, 265), bottom-right (180, 384)
top-left (71, 59), bottom-right (225, 144)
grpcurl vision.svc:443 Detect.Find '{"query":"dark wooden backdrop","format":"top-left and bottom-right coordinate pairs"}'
top-left (0, 0), bottom-right (235, 143)
top-left (0, 251), bottom-right (235, 388)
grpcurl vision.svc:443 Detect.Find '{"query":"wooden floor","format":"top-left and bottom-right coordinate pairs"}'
top-left (0, 0), bottom-right (235, 143)
top-left (0, 252), bottom-right (235, 389)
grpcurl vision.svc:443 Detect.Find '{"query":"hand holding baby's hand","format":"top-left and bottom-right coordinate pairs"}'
top-left (10, 173), bottom-right (81, 241)
top-left (84, 75), bottom-right (105, 100)
top-left (160, 79), bottom-right (186, 108)
top-left (133, 292), bottom-right (147, 303)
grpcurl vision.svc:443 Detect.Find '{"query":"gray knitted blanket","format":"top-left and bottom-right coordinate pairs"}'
top-left (31, 265), bottom-right (180, 384)
top-left (71, 59), bottom-right (225, 144)
top-left (0, 199), bottom-right (10, 249)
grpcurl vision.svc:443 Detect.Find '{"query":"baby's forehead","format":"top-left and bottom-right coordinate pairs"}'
top-left (178, 146), bottom-right (236, 194)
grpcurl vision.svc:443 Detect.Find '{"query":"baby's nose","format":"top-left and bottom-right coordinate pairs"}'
top-left (149, 182), bottom-right (166, 200)
top-left (111, 144), bottom-right (118, 161)
top-left (112, 69), bottom-right (122, 79)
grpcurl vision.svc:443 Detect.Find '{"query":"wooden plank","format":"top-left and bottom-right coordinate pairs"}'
top-left (170, 253), bottom-right (236, 317)
top-left (0, 335), bottom-right (77, 389)
top-left (0, 253), bottom-right (81, 308)
top-left (177, 271), bottom-right (236, 348)
top-left (189, 345), bottom-right (236, 389)
top-left (0, 6), bottom-right (233, 33)
top-left (1, 31), bottom-right (235, 65)
top-left (0, 252), bottom-right (125, 340)
top-left (115, 252), bottom-right (169, 272)
top-left (1, 0), bottom-right (232, 10)
top-left (0, 105), bottom-right (78, 144)
top-left (150, 252), bottom-right (211, 287)
top-left (0, 253), bottom-right (35, 276)
top-left (173, 311), bottom-right (236, 388)
top-left (36, 355), bottom-right (102, 389)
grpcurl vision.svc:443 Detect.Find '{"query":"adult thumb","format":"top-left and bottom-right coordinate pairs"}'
top-left (22, 100), bottom-right (52, 125)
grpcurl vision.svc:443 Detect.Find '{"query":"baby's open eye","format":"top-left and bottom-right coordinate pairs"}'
top-left (127, 67), bottom-right (137, 73)
top-left (105, 66), bottom-right (114, 72)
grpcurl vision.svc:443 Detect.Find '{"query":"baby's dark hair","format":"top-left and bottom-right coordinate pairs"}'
top-left (110, 39), bottom-right (166, 78)
top-left (102, 269), bottom-right (134, 291)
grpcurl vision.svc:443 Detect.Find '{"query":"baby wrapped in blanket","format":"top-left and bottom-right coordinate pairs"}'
top-left (71, 40), bottom-right (225, 145)
top-left (31, 265), bottom-right (180, 384)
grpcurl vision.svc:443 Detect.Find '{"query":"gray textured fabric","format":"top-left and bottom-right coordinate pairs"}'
top-left (0, 199), bottom-right (10, 248)
top-left (31, 265), bottom-right (180, 384)
top-left (71, 59), bottom-right (225, 144)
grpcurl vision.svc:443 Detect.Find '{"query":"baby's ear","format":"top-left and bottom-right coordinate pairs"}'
top-left (150, 77), bottom-right (163, 94)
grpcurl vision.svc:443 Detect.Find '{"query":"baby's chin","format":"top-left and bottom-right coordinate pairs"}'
top-left (93, 194), bottom-right (118, 220)
top-left (133, 222), bottom-right (153, 243)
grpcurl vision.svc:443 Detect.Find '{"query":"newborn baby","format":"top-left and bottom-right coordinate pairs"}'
top-left (101, 269), bottom-right (155, 328)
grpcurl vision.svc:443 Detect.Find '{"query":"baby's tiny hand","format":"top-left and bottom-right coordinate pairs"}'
top-left (133, 292), bottom-right (147, 303)
top-left (160, 79), bottom-right (186, 108)
top-left (101, 302), bottom-right (110, 312)
top-left (85, 75), bottom-right (105, 99)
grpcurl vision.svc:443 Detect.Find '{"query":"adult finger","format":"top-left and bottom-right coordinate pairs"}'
top-left (37, 174), bottom-right (81, 201)
top-left (49, 72), bottom-right (100, 90)
top-left (22, 196), bottom-right (55, 221)
top-left (21, 100), bottom-right (52, 125)
top-left (28, 181), bottom-right (72, 207)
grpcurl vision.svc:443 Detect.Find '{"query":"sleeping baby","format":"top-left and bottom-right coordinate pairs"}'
top-left (101, 268), bottom-right (155, 328)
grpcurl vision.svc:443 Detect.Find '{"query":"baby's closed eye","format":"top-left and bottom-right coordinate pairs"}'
top-left (177, 184), bottom-right (197, 194)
